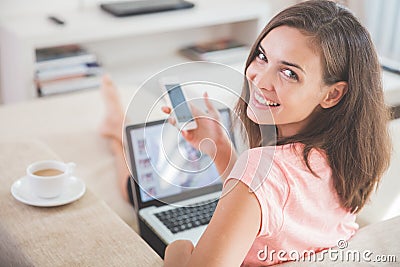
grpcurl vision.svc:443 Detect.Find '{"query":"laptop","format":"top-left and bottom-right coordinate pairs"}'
top-left (125, 108), bottom-right (234, 245)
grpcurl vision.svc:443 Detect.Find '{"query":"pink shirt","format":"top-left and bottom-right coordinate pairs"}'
top-left (225, 143), bottom-right (358, 266)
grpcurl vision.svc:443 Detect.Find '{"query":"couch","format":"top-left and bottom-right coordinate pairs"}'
top-left (1, 84), bottom-right (399, 265)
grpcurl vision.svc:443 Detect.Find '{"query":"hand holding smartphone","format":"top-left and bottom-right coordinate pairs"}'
top-left (160, 78), bottom-right (198, 131)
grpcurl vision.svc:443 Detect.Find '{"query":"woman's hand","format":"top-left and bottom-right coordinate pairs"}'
top-left (162, 92), bottom-right (237, 180)
top-left (162, 92), bottom-right (229, 158)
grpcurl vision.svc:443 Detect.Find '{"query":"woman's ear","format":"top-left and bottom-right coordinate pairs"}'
top-left (320, 81), bottom-right (348, 109)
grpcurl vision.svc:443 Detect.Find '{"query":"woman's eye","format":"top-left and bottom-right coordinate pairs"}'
top-left (256, 50), bottom-right (267, 62)
top-left (282, 69), bottom-right (298, 81)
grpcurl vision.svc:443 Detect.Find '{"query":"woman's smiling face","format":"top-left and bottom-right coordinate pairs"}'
top-left (246, 26), bottom-right (329, 138)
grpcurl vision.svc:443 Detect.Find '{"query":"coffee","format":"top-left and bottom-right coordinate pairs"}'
top-left (33, 169), bottom-right (63, 177)
top-left (27, 161), bottom-right (76, 198)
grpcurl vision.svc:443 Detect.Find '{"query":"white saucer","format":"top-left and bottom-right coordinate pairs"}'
top-left (11, 176), bottom-right (86, 207)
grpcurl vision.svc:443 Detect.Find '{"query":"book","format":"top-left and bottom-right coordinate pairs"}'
top-left (35, 45), bottom-right (98, 71)
top-left (179, 39), bottom-right (249, 64)
top-left (34, 44), bottom-right (103, 96)
top-left (37, 75), bottom-right (101, 96)
top-left (35, 62), bottom-right (102, 82)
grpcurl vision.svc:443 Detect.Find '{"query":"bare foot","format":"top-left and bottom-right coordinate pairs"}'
top-left (100, 75), bottom-right (125, 143)
top-left (100, 75), bottom-right (131, 202)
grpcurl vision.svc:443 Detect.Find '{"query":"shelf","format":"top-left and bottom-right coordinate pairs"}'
top-left (0, 0), bottom-right (269, 48)
top-left (0, 0), bottom-right (269, 104)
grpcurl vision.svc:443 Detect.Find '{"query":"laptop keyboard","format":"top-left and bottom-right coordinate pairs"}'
top-left (154, 199), bottom-right (218, 234)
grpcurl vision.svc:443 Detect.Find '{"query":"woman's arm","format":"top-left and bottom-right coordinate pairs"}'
top-left (164, 179), bottom-right (261, 267)
top-left (209, 134), bottom-right (237, 181)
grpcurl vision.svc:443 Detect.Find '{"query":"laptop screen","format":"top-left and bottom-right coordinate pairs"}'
top-left (127, 109), bottom-right (233, 204)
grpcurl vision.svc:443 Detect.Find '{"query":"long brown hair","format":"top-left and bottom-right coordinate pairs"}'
top-left (234, 0), bottom-right (392, 213)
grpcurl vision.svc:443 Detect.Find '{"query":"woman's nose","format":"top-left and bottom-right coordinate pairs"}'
top-left (247, 65), bottom-right (275, 91)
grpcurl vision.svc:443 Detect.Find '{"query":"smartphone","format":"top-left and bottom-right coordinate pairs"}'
top-left (160, 78), bottom-right (197, 131)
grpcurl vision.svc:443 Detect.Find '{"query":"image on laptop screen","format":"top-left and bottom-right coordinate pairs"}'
top-left (128, 109), bottom-right (232, 203)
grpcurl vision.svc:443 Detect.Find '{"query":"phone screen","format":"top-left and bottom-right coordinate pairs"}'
top-left (166, 84), bottom-right (193, 123)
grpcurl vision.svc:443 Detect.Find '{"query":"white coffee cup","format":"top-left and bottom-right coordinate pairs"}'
top-left (26, 160), bottom-right (76, 198)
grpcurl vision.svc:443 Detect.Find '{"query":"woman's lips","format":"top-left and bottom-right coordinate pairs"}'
top-left (253, 91), bottom-right (280, 109)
